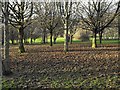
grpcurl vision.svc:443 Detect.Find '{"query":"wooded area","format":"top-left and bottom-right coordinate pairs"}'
top-left (0, 0), bottom-right (120, 89)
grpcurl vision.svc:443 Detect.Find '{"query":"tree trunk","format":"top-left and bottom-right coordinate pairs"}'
top-left (16, 39), bottom-right (18, 44)
top-left (18, 27), bottom-right (25, 53)
top-left (11, 30), bottom-right (14, 44)
top-left (118, 14), bottom-right (120, 40)
top-left (99, 31), bottom-right (103, 44)
top-left (53, 37), bottom-right (57, 44)
top-left (30, 37), bottom-right (33, 44)
top-left (24, 38), bottom-right (28, 44)
top-left (70, 35), bottom-right (73, 44)
top-left (53, 33), bottom-right (58, 44)
top-left (11, 39), bottom-right (14, 44)
top-left (50, 29), bottom-right (53, 46)
top-left (99, 34), bottom-right (102, 44)
top-left (64, 19), bottom-right (69, 52)
top-left (0, 55), bottom-right (1, 73)
top-left (92, 32), bottom-right (97, 48)
top-left (34, 39), bottom-right (36, 43)
top-left (2, 26), bottom-right (4, 45)
top-left (42, 29), bottom-right (46, 44)
top-left (3, 2), bottom-right (12, 75)
top-left (42, 33), bottom-right (46, 44)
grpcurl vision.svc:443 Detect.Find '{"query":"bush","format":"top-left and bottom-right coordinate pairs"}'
top-left (80, 33), bottom-right (90, 42)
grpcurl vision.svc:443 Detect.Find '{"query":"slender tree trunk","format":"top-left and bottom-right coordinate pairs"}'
top-left (2, 26), bottom-right (4, 45)
top-left (42, 33), bottom-right (46, 44)
top-left (64, 19), bottom-right (69, 52)
top-left (11, 39), bottom-right (14, 44)
top-left (118, 14), bottom-right (120, 40)
top-left (53, 37), bottom-right (57, 44)
top-left (34, 39), bottom-right (36, 43)
top-left (50, 29), bottom-right (53, 46)
top-left (30, 29), bottom-right (33, 44)
top-left (16, 39), bottom-right (18, 44)
top-left (92, 32), bottom-right (97, 48)
top-left (99, 31), bottom-right (103, 44)
top-left (18, 27), bottom-right (25, 53)
top-left (24, 38), bottom-right (28, 44)
top-left (42, 29), bottom-right (46, 44)
top-left (70, 35), bottom-right (73, 44)
top-left (0, 8), bottom-right (2, 77)
top-left (53, 33), bottom-right (58, 44)
top-left (3, 2), bottom-right (12, 75)
top-left (30, 37), bottom-right (33, 44)
top-left (11, 30), bottom-right (14, 44)
top-left (95, 32), bottom-right (97, 47)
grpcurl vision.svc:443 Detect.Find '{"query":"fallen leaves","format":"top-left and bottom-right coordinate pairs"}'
top-left (2, 43), bottom-right (120, 88)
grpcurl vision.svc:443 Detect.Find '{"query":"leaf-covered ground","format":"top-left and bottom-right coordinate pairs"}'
top-left (2, 43), bottom-right (120, 89)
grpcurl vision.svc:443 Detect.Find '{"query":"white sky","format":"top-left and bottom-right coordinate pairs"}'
top-left (1, 0), bottom-right (119, 3)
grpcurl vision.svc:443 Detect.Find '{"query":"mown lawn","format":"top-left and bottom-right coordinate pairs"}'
top-left (2, 43), bottom-right (120, 89)
top-left (9, 37), bottom-right (119, 45)
top-left (24, 37), bottom-right (119, 44)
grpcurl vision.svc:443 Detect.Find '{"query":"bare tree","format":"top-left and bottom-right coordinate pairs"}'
top-left (77, 0), bottom-right (120, 48)
top-left (34, 2), bottom-right (49, 44)
top-left (53, 18), bottom-right (64, 44)
top-left (5, 1), bottom-right (33, 53)
top-left (69, 18), bottom-right (79, 44)
top-left (1, 1), bottom-right (12, 75)
top-left (9, 25), bottom-right (18, 44)
top-left (59, 1), bottom-right (72, 52)
top-left (34, 2), bottom-right (59, 46)
top-left (46, 2), bottom-right (59, 46)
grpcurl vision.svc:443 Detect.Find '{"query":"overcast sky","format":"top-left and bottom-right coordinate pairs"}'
top-left (1, 0), bottom-right (119, 2)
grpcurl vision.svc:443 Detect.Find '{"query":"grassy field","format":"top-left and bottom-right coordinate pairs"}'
top-left (30, 37), bottom-right (81, 44)
top-left (24, 37), bottom-right (119, 45)
top-left (9, 37), bottom-right (119, 45)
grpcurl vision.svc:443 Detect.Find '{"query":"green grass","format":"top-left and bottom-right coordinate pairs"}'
top-left (56, 37), bottom-right (64, 43)
top-left (97, 39), bottom-right (119, 44)
top-left (9, 37), bottom-right (119, 45)
top-left (32, 38), bottom-right (42, 43)
top-left (35, 37), bottom-right (119, 44)
top-left (26, 37), bottom-right (82, 44)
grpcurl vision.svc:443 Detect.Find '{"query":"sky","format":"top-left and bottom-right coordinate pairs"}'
top-left (0, 0), bottom-right (119, 3)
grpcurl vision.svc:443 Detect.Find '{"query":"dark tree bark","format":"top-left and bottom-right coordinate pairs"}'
top-left (2, 2), bottom-right (12, 75)
top-left (24, 38), bottom-right (28, 44)
top-left (18, 27), bottom-right (25, 53)
top-left (118, 14), bottom-right (120, 40)
top-left (34, 38), bottom-right (36, 43)
top-left (30, 37), bottom-right (33, 44)
top-left (11, 39), bottom-right (14, 44)
top-left (53, 33), bottom-right (58, 44)
top-left (2, 26), bottom-right (4, 45)
top-left (53, 37), bottom-right (57, 44)
top-left (11, 30), bottom-right (14, 44)
top-left (99, 30), bottom-right (103, 44)
top-left (70, 35), bottom-right (73, 44)
top-left (42, 29), bottom-right (47, 44)
top-left (50, 29), bottom-right (53, 46)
